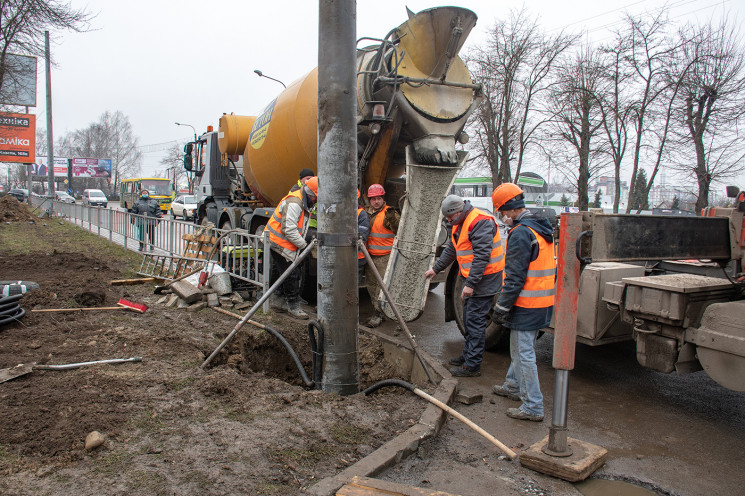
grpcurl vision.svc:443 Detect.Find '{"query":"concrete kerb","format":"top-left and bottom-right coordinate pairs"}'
top-left (307, 325), bottom-right (458, 496)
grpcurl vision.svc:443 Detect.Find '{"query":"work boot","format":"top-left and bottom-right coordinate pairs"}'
top-left (298, 296), bottom-right (309, 305)
top-left (448, 356), bottom-right (465, 366)
top-left (270, 295), bottom-right (288, 313)
top-left (287, 300), bottom-right (309, 320)
top-left (506, 407), bottom-right (543, 422)
top-left (449, 365), bottom-right (481, 377)
top-left (492, 385), bottom-right (520, 401)
top-left (365, 312), bottom-right (383, 328)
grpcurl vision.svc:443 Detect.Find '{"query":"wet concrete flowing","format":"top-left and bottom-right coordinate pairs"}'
top-left (376, 287), bottom-right (745, 496)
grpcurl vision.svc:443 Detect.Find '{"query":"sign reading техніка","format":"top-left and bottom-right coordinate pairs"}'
top-left (0, 113), bottom-right (35, 163)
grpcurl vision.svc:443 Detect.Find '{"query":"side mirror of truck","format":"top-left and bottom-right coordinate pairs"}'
top-left (725, 185), bottom-right (740, 198)
top-left (183, 143), bottom-right (193, 171)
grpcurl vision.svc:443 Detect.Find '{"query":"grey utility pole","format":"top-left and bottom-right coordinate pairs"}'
top-left (317, 0), bottom-right (359, 395)
top-left (45, 31), bottom-right (55, 201)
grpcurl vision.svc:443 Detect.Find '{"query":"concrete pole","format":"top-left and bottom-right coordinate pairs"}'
top-left (45, 31), bottom-right (55, 202)
top-left (317, 0), bottom-right (359, 395)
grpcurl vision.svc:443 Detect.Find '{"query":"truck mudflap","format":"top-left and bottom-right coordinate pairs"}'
top-left (379, 148), bottom-right (466, 322)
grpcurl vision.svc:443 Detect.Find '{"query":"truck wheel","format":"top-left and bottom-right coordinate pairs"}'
top-left (452, 274), bottom-right (509, 351)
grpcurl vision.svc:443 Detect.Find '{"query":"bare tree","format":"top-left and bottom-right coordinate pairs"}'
top-left (466, 8), bottom-right (576, 187)
top-left (671, 17), bottom-right (745, 211)
top-left (0, 0), bottom-right (92, 100)
top-left (549, 45), bottom-right (608, 211)
top-left (56, 111), bottom-right (142, 194)
top-left (158, 143), bottom-right (190, 192)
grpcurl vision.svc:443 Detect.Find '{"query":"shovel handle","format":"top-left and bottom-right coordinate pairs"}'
top-left (31, 307), bottom-right (128, 313)
top-left (33, 357), bottom-right (143, 370)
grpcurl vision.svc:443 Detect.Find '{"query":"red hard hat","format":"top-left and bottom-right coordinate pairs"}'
top-left (357, 189), bottom-right (361, 199)
top-left (492, 182), bottom-right (524, 211)
top-left (305, 176), bottom-right (318, 195)
top-left (368, 184), bottom-right (385, 197)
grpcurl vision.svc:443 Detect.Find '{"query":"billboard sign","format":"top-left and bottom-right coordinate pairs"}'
top-left (72, 158), bottom-right (112, 178)
top-left (33, 157), bottom-right (69, 177)
top-left (0, 54), bottom-right (37, 107)
top-left (0, 113), bottom-right (35, 163)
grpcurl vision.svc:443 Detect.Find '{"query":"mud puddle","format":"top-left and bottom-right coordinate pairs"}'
top-left (576, 478), bottom-right (660, 496)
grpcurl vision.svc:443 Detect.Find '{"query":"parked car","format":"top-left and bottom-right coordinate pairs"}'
top-left (170, 194), bottom-right (197, 220)
top-left (7, 188), bottom-right (29, 202)
top-left (82, 189), bottom-right (108, 207)
top-left (55, 191), bottom-right (76, 204)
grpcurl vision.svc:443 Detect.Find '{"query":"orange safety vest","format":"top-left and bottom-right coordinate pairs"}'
top-left (266, 190), bottom-right (305, 252)
top-left (357, 207), bottom-right (365, 260)
top-left (510, 225), bottom-right (556, 309)
top-left (454, 208), bottom-right (504, 278)
top-left (367, 205), bottom-right (395, 256)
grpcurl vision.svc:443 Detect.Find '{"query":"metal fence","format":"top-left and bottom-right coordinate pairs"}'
top-left (30, 196), bottom-right (270, 308)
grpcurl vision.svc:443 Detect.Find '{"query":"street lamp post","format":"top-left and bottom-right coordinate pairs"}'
top-left (253, 69), bottom-right (286, 88)
top-left (175, 122), bottom-right (197, 142)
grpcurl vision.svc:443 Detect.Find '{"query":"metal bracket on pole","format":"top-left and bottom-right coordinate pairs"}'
top-left (359, 240), bottom-right (437, 384)
top-left (201, 239), bottom-right (317, 369)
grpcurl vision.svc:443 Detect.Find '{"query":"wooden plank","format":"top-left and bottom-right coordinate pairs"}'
top-left (519, 436), bottom-right (608, 482)
top-left (110, 277), bottom-right (157, 286)
top-left (336, 476), bottom-right (460, 496)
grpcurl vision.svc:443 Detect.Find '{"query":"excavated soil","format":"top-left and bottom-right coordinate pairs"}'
top-left (0, 216), bottom-right (425, 495)
top-left (1, 195), bottom-right (39, 223)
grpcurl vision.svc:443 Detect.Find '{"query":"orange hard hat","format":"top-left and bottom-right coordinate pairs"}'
top-left (492, 182), bottom-right (524, 211)
top-left (357, 189), bottom-right (361, 199)
top-left (305, 176), bottom-right (318, 195)
top-left (368, 183), bottom-right (385, 197)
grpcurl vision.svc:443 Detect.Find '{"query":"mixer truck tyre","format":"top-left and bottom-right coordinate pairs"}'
top-left (452, 274), bottom-right (509, 351)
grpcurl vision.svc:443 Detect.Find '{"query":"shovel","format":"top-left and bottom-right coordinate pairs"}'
top-left (0, 357), bottom-right (143, 383)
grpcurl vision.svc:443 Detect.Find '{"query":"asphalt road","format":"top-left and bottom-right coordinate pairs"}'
top-left (374, 287), bottom-right (745, 496)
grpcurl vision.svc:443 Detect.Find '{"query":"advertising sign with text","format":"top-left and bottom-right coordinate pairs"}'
top-left (72, 158), bottom-right (112, 178)
top-left (0, 113), bottom-right (35, 163)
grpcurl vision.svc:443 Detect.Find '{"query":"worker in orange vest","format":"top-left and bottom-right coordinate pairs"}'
top-left (364, 183), bottom-right (400, 327)
top-left (425, 195), bottom-right (504, 377)
top-left (491, 182), bottom-right (556, 422)
top-left (266, 176), bottom-right (319, 319)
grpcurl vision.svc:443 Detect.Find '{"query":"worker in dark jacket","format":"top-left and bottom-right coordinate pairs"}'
top-left (491, 183), bottom-right (556, 422)
top-left (131, 189), bottom-right (163, 251)
top-left (425, 195), bottom-right (504, 377)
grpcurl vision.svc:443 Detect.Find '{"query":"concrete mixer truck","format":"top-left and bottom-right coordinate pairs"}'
top-left (183, 6), bottom-right (481, 326)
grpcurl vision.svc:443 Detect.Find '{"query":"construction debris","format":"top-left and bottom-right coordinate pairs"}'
top-left (170, 280), bottom-right (201, 304)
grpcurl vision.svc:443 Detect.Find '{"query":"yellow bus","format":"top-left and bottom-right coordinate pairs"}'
top-left (120, 178), bottom-right (175, 212)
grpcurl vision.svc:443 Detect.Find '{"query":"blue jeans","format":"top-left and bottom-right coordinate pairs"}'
top-left (502, 329), bottom-right (543, 416)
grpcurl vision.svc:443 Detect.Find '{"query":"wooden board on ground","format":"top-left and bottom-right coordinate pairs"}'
top-left (336, 476), bottom-right (461, 496)
top-left (519, 436), bottom-right (608, 482)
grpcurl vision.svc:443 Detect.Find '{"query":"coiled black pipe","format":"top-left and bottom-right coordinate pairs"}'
top-left (307, 320), bottom-right (325, 389)
top-left (362, 378), bottom-right (415, 396)
top-left (0, 294), bottom-right (25, 327)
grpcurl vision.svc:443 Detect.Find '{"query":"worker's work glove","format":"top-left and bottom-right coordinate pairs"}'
top-left (492, 306), bottom-right (507, 325)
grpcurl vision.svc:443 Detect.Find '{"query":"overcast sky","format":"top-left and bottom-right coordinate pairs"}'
top-left (31, 0), bottom-right (743, 183)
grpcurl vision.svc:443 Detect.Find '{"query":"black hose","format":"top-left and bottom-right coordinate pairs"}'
top-left (259, 322), bottom-right (314, 387)
top-left (0, 294), bottom-right (25, 328)
top-left (0, 307), bottom-right (25, 326)
top-left (362, 378), bottom-right (415, 396)
top-left (307, 320), bottom-right (325, 389)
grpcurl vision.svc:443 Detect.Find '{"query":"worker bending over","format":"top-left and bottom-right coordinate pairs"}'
top-left (425, 195), bottom-right (503, 377)
top-left (266, 176), bottom-right (319, 319)
top-left (364, 183), bottom-right (400, 328)
top-left (491, 183), bottom-right (556, 422)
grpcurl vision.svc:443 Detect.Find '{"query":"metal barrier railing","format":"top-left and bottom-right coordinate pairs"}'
top-left (29, 196), bottom-right (270, 305)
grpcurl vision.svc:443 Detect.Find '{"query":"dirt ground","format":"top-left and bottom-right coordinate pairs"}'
top-left (0, 199), bottom-right (425, 495)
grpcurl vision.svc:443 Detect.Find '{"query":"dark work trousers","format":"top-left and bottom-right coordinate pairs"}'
top-left (138, 218), bottom-right (157, 250)
top-left (462, 295), bottom-right (494, 371)
top-left (270, 250), bottom-right (301, 303)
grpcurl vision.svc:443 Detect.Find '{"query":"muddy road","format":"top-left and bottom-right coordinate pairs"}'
top-left (376, 288), bottom-right (745, 496)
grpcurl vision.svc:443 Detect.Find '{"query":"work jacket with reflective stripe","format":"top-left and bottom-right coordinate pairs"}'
top-left (453, 207), bottom-right (504, 278)
top-left (367, 205), bottom-right (395, 256)
top-left (494, 211), bottom-right (556, 331)
top-left (512, 225), bottom-right (556, 308)
top-left (432, 203), bottom-right (502, 296)
top-left (266, 190), bottom-right (306, 252)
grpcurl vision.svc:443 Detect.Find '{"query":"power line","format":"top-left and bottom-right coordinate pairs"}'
top-left (136, 139), bottom-right (188, 154)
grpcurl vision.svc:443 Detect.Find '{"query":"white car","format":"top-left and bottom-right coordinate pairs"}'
top-left (171, 195), bottom-right (197, 220)
top-left (55, 191), bottom-right (76, 203)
